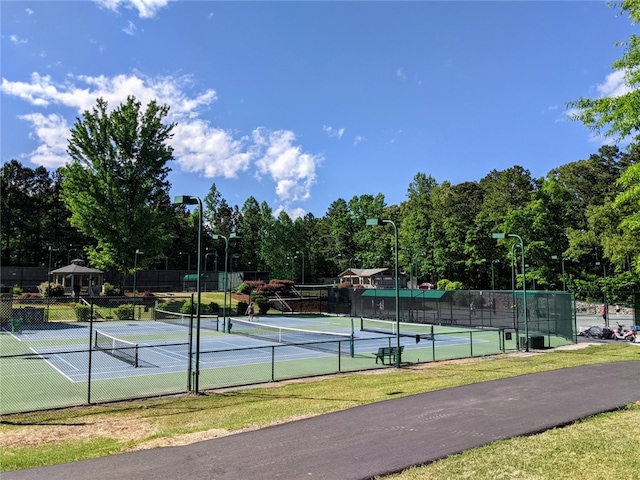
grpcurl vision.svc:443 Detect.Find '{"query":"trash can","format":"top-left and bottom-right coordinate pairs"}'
top-left (11, 317), bottom-right (23, 333)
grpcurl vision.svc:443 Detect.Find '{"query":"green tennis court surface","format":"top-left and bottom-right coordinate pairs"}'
top-left (1, 314), bottom-right (527, 413)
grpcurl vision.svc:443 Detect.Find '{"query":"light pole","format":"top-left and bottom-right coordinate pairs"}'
top-left (212, 232), bottom-right (240, 331)
top-left (367, 218), bottom-right (401, 367)
top-left (179, 251), bottom-right (191, 273)
top-left (551, 255), bottom-right (569, 291)
top-left (405, 246), bottom-right (413, 289)
top-left (133, 249), bottom-right (144, 317)
top-left (133, 249), bottom-right (144, 295)
top-left (230, 253), bottom-right (241, 291)
top-left (596, 261), bottom-right (607, 324)
top-left (205, 250), bottom-right (218, 292)
top-left (205, 250), bottom-right (218, 272)
top-left (491, 260), bottom-right (499, 290)
top-left (47, 246), bottom-right (59, 320)
top-left (174, 195), bottom-right (203, 394)
top-left (67, 244), bottom-right (79, 264)
top-left (493, 233), bottom-right (528, 352)
top-left (286, 255), bottom-right (297, 282)
top-left (296, 250), bottom-right (305, 285)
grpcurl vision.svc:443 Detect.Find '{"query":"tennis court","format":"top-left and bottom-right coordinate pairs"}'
top-left (2, 313), bottom-right (513, 414)
top-left (20, 315), bottom-right (482, 379)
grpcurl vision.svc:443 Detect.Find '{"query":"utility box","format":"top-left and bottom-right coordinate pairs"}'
top-left (520, 335), bottom-right (545, 349)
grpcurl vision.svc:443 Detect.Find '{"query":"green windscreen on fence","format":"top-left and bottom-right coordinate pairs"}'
top-left (355, 288), bottom-right (576, 341)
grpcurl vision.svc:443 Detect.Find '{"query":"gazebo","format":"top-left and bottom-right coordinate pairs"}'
top-left (50, 259), bottom-right (104, 296)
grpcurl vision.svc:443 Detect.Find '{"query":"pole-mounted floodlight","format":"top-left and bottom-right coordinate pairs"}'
top-left (296, 250), bottom-right (305, 285)
top-left (133, 249), bottom-right (144, 312)
top-left (47, 246), bottom-right (59, 320)
top-left (179, 251), bottom-right (191, 273)
top-left (552, 255), bottom-right (570, 292)
top-left (492, 232), bottom-right (528, 351)
top-left (212, 232), bottom-right (241, 331)
top-left (367, 218), bottom-right (401, 367)
top-left (174, 195), bottom-right (203, 393)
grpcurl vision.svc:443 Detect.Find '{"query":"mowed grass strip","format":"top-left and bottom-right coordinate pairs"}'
top-left (1, 344), bottom-right (639, 476)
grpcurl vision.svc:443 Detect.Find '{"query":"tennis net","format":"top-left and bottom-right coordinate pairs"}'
top-left (155, 309), bottom-right (220, 331)
top-left (229, 318), bottom-right (354, 356)
top-left (360, 317), bottom-right (434, 343)
top-left (94, 330), bottom-right (139, 367)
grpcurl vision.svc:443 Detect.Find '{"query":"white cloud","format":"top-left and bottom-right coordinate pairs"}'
top-left (18, 113), bottom-right (71, 168)
top-left (26, 8), bottom-right (34, 15)
top-left (253, 128), bottom-right (322, 203)
top-left (396, 67), bottom-right (406, 81)
top-left (274, 205), bottom-right (306, 221)
top-left (1, 72), bottom-right (323, 208)
top-left (123, 20), bottom-right (137, 35)
top-left (1, 72), bottom-right (216, 117)
top-left (94, 0), bottom-right (169, 19)
top-left (9, 35), bottom-right (27, 46)
top-left (172, 120), bottom-right (253, 178)
top-left (354, 135), bottom-right (366, 145)
top-left (322, 125), bottom-right (345, 139)
top-left (597, 70), bottom-right (632, 98)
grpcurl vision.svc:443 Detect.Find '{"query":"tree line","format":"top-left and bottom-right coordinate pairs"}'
top-left (3, 142), bottom-right (639, 301)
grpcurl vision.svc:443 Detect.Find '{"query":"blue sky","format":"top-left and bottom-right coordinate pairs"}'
top-left (1, 1), bottom-right (635, 218)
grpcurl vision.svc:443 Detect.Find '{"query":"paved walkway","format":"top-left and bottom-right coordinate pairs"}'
top-left (5, 360), bottom-right (640, 480)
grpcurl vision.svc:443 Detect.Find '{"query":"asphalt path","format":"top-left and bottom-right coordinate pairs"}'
top-left (6, 359), bottom-right (640, 480)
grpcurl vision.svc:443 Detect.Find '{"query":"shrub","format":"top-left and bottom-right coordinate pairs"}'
top-left (102, 283), bottom-right (119, 296)
top-left (237, 301), bottom-right (249, 315)
top-left (180, 301), bottom-right (195, 314)
top-left (269, 279), bottom-right (293, 292)
top-left (157, 300), bottom-right (185, 312)
top-left (11, 284), bottom-right (22, 296)
top-left (436, 279), bottom-right (463, 290)
top-left (72, 303), bottom-right (92, 321)
top-left (37, 282), bottom-right (65, 297)
top-left (180, 301), bottom-right (219, 315)
top-left (114, 304), bottom-right (134, 320)
top-left (253, 295), bottom-right (272, 314)
top-left (236, 282), bottom-right (251, 295)
top-left (244, 280), bottom-right (266, 293)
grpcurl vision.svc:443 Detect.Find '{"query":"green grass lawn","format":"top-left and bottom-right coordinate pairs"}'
top-left (2, 343), bottom-right (640, 478)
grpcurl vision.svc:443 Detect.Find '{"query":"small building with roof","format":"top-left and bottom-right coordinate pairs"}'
top-left (50, 259), bottom-right (104, 296)
top-left (337, 268), bottom-right (407, 288)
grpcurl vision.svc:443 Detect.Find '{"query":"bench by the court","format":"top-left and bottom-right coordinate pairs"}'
top-left (375, 346), bottom-right (404, 365)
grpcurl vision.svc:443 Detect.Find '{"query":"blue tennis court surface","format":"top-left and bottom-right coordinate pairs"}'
top-left (16, 315), bottom-right (487, 382)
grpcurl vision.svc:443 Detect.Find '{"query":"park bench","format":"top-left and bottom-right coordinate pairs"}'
top-left (375, 346), bottom-right (404, 365)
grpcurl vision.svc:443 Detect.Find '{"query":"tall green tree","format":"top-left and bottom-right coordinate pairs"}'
top-left (349, 193), bottom-right (387, 269)
top-left (567, 2), bottom-right (640, 272)
top-left (239, 196), bottom-right (263, 272)
top-left (567, 1), bottom-right (640, 144)
top-left (60, 96), bottom-right (175, 281)
top-left (1, 161), bottom-right (84, 267)
top-left (398, 173), bottom-right (436, 283)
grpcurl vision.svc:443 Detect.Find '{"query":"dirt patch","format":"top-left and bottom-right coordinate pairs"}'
top-left (1, 415), bottom-right (156, 448)
top-left (128, 413), bottom-right (319, 451)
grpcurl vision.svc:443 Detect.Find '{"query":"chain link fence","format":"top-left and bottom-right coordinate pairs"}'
top-left (2, 292), bottom-right (514, 414)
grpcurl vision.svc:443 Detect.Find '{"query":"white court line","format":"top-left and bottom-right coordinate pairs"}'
top-left (29, 347), bottom-right (76, 382)
top-left (1, 329), bottom-right (24, 341)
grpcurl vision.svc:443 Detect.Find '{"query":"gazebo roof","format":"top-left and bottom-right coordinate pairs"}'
top-left (338, 268), bottom-right (389, 278)
top-left (50, 263), bottom-right (103, 275)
